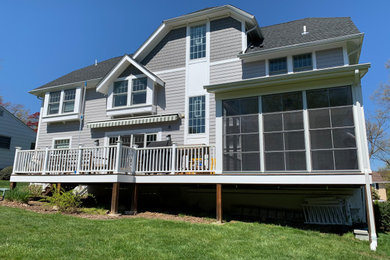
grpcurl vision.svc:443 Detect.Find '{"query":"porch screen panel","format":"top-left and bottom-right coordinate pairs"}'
top-left (223, 97), bottom-right (260, 171)
top-left (262, 91), bottom-right (306, 171)
top-left (307, 86), bottom-right (358, 170)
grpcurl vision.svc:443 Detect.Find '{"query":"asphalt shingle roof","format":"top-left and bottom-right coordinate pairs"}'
top-left (33, 17), bottom-right (361, 91)
top-left (34, 56), bottom-right (123, 90)
top-left (247, 17), bottom-right (360, 53)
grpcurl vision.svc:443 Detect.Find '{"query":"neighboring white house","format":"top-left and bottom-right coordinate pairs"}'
top-left (0, 106), bottom-right (36, 169)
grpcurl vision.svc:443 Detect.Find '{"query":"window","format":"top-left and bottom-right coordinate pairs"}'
top-left (132, 78), bottom-right (147, 105)
top-left (307, 86), bottom-right (357, 170)
top-left (269, 57), bottom-right (287, 75)
top-left (53, 139), bottom-right (70, 149)
top-left (0, 136), bottom-right (11, 149)
top-left (293, 53), bottom-right (312, 72)
top-left (262, 92), bottom-right (306, 171)
top-left (113, 80), bottom-right (128, 107)
top-left (190, 25), bottom-right (206, 60)
top-left (48, 91), bottom-right (61, 114)
top-left (109, 133), bottom-right (158, 148)
top-left (223, 97), bottom-right (260, 171)
top-left (189, 96), bottom-right (206, 134)
top-left (63, 89), bottom-right (76, 113)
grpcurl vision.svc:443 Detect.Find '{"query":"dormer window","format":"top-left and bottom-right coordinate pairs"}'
top-left (269, 57), bottom-right (287, 75)
top-left (131, 78), bottom-right (147, 105)
top-left (113, 80), bottom-right (128, 107)
top-left (190, 24), bottom-right (206, 60)
top-left (48, 91), bottom-right (61, 114)
top-left (293, 53), bottom-right (313, 72)
top-left (63, 89), bottom-right (76, 113)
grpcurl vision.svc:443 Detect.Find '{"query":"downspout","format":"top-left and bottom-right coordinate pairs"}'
top-left (77, 81), bottom-right (87, 146)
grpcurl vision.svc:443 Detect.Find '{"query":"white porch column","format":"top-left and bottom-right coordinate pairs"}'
top-left (42, 147), bottom-right (50, 175)
top-left (365, 171), bottom-right (377, 251)
top-left (215, 99), bottom-right (223, 174)
top-left (171, 143), bottom-right (177, 175)
top-left (114, 140), bottom-right (123, 174)
top-left (76, 145), bottom-right (83, 174)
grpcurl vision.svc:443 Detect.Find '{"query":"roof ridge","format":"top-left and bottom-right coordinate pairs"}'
top-left (261, 17), bottom-right (352, 28)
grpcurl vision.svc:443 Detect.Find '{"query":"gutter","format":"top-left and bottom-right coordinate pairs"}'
top-left (29, 78), bottom-right (102, 96)
top-left (240, 33), bottom-right (364, 59)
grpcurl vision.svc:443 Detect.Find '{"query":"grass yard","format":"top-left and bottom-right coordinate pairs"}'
top-left (0, 206), bottom-right (389, 259)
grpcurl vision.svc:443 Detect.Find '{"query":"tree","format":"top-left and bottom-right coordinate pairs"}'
top-left (0, 96), bottom-right (39, 132)
top-left (367, 60), bottom-right (390, 167)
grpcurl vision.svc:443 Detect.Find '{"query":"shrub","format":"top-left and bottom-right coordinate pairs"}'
top-left (5, 186), bottom-right (30, 203)
top-left (374, 201), bottom-right (390, 232)
top-left (43, 186), bottom-right (83, 213)
top-left (28, 184), bottom-right (43, 199)
top-left (0, 166), bottom-right (13, 180)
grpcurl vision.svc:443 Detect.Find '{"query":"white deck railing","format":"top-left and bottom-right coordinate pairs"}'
top-left (12, 143), bottom-right (215, 176)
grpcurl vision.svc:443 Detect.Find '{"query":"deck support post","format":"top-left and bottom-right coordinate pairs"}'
top-left (130, 183), bottom-right (138, 215)
top-left (57, 183), bottom-right (61, 191)
top-left (216, 184), bottom-right (222, 223)
top-left (110, 182), bottom-right (120, 214)
top-left (9, 182), bottom-right (16, 190)
top-left (364, 180), bottom-right (377, 251)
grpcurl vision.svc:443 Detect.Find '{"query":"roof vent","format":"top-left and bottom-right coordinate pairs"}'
top-left (95, 59), bottom-right (98, 66)
top-left (302, 25), bottom-right (309, 35)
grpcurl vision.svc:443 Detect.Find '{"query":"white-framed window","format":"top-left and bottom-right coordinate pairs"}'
top-left (113, 80), bottom-right (128, 107)
top-left (62, 89), bottom-right (76, 113)
top-left (108, 133), bottom-right (158, 148)
top-left (190, 24), bottom-right (206, 60)
top-left (188, 95), bottom-right (206, 134)
top-left (53, 138), bottom-right (71, 149)
top-left (269, 57), bottom-right (287, 75)
top-left (48, 91), bottom-right (61, 115)
top-left (131, 77), bottom-right (147, 105)
top-left (293, 53), bottom-right (313, 72)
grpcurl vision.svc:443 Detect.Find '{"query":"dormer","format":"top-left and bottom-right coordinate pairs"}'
top-left (96, 55), bottom-right (164, 117)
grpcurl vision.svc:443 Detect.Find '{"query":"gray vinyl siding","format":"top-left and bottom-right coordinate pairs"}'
top-left (155, 69), bottom-right (186, 144)
top-left (208, 93), bottom-right (216, 145)
top-left (316, 47), bottom-right (344, 69)
top-left (242, 60), bottom-right (266, 79)
top-left (210, 17), bottom-right (242, 62)
top-left (0, 108), bottom-right (36, 169)
top-left (119, 65), bottom-right (142, 78)
top-left (210, 60), bottom-right (243, 85)
top-left (141, 27), bottom-right (186, 72)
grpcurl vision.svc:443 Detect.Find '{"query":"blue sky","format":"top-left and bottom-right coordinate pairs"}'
top-left (0, 0), bottom-right (389, 169)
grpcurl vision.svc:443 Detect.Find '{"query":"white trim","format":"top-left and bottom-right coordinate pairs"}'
top-left (133, 23), bottom-right (166, 60)
top-left (312, 51), bottom-right (317, 70)
top-left (209, 58), bottom-right (240, 66)
top-left (241, 20), bottom-right (247, 52)
top-left (343, 45), bottom-right (350, 66)
top-left (52, 137), bottom-right (72, 149)
top-left (215, 100), bottom-right (223, 174)
top-left (154, 67), bottom-right (186, 75)
top-left (302, 90), bottom-right (312, 172)
top-left (258, 96), bottom-right (265, 172)
top-left (35, 106), bottom-right (43, 148)
top-left (96, 55), bottom-right (164, 94)
top-left (10, 173), bottom-right (368, 185)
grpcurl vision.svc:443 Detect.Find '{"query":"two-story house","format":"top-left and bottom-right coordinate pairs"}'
top-left (10, 5), bottom-right (377, 250)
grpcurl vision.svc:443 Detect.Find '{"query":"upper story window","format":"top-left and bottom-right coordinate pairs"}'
top-left (188, 95), bottom-right (206, 134)
top-left (48, 91), bottom-right (61, 115)
top-left (293, 53), bottom-right (313, 72)
top-left (113, 80), bottom-right (128, 107)
top-left (132, 78), bottom-right (147, 105)
top-left (269, 57), bottom-right (287, 75)
top-left (0, 135), bottom-right (11, 149)
top-left (190, 25), bottom-right (206, 60)
top-left (307, 86), bottom-right (357, 170)
top-left (62, 89), bottom-right (76, 113)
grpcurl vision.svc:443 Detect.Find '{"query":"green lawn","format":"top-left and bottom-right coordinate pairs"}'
top-left (0, 180), bottom-right (10, 188)
top-left (0, 206), bottom-right (389, 259)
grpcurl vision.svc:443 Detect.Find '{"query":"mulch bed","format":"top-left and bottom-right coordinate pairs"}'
top-left (0, 200), bottom-right (216, 224)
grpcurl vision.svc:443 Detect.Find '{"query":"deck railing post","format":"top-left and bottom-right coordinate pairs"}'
top-left (76, 145), bottom-right (83, 174)
top-left (171, 143), bottom-right (176, 175)
top-left (131, 145), bottom-right (138, 175)
top-left (114, 141), bottom-right (123, 174)
top-left (42, 147), bottom-right (50, 175)
top-left (11, 147), bottom-right (21, 176)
